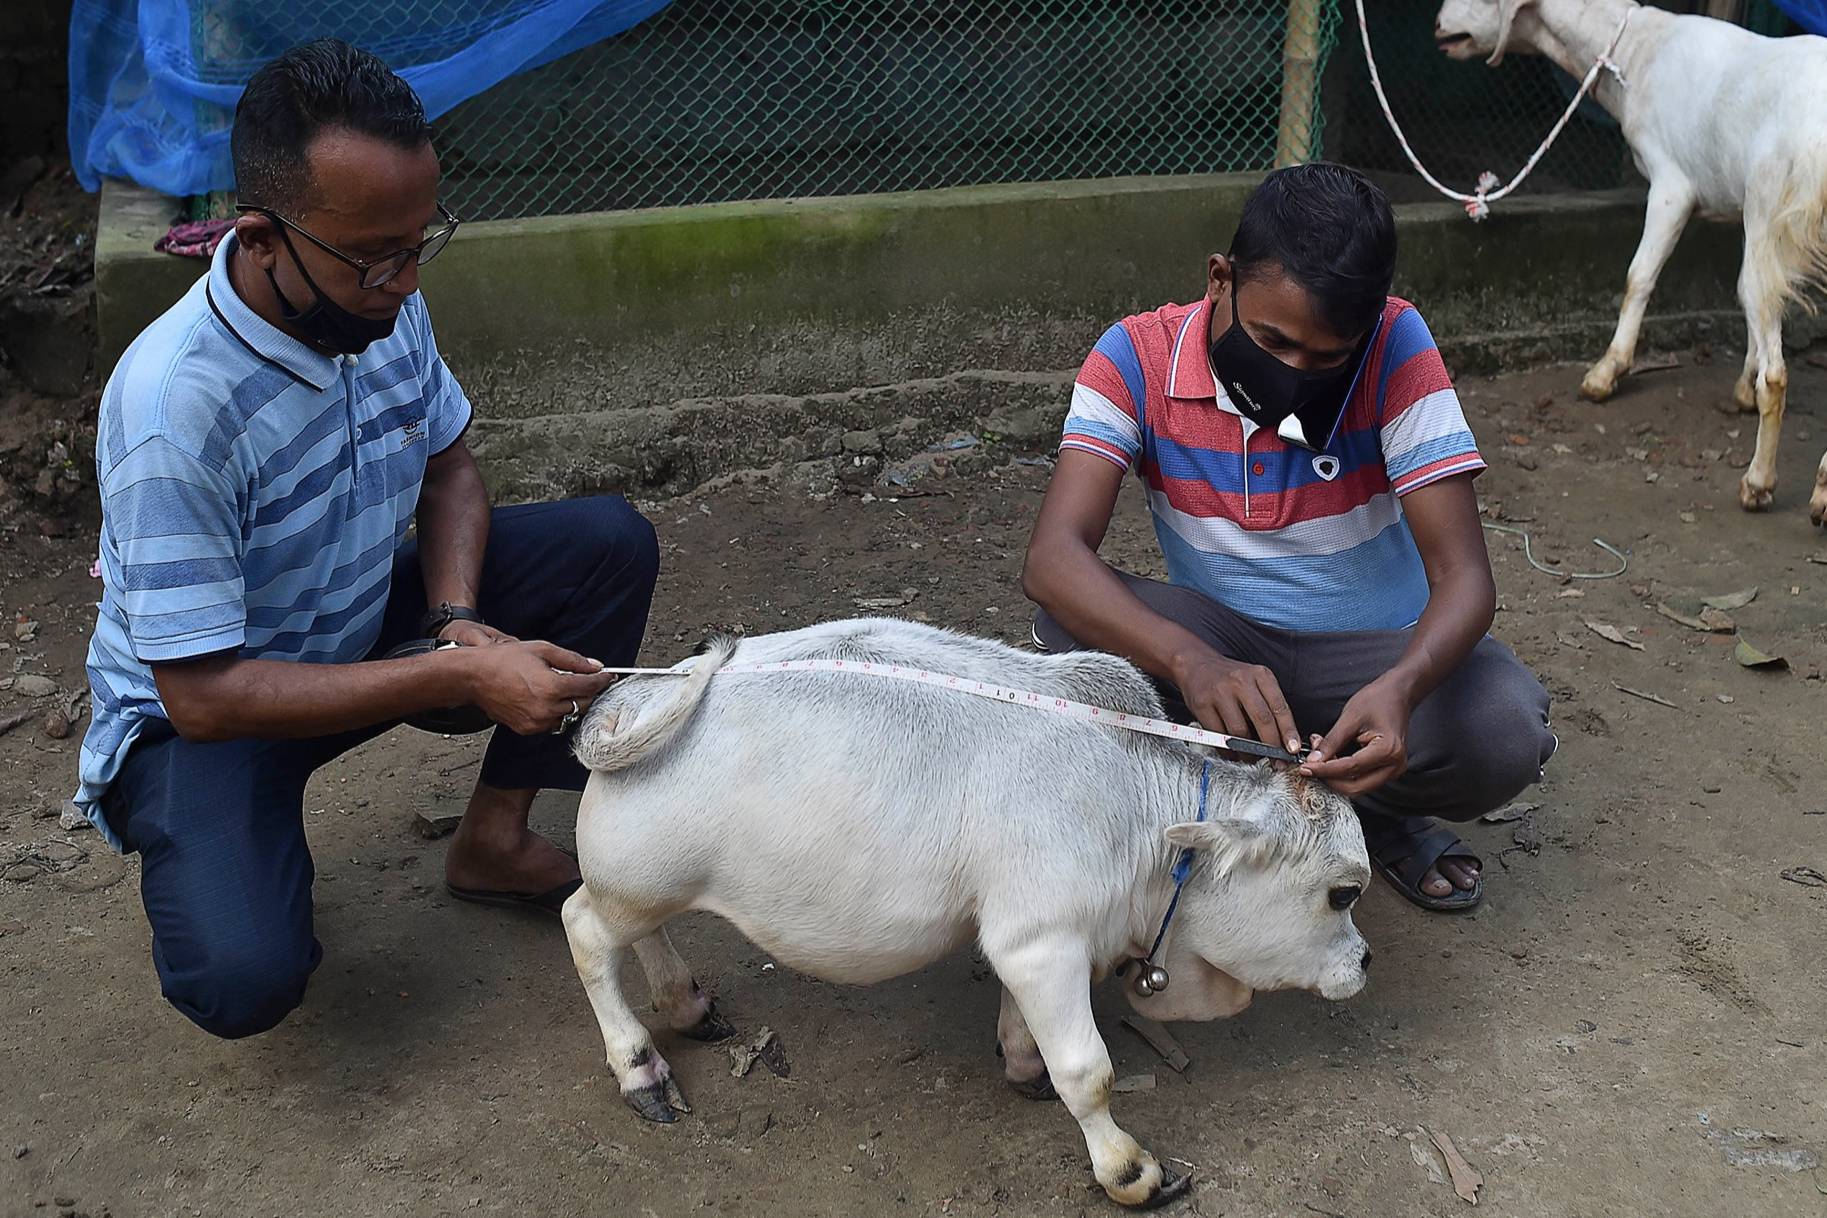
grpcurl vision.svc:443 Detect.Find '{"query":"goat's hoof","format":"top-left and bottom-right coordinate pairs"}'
top-left (1733, 382), bottom-right (1758, 413)
top-left (624, 1075), bottom-right (692, 1123)
top-left (1579, 369), bottom-right (1618, 402)
top-left (680, 999), bottom-right (738, 1043)
top-left (1006, 1071), bottom-right (1058, 1102)
top-left (1738, 477), bottom-right (1775, 512)
top-left (1809, 497), bottom-right (1827, 528)
top-left (1138, 1165), bottom-right (1193, 1210)
top-left (1107, 1161), bottom-right (1193, 1210)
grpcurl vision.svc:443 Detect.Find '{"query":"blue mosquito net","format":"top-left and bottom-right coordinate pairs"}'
top-left (1769, 0), bottom-right (1827, 32)
top-left (68, 0), bottom-right (673, 196)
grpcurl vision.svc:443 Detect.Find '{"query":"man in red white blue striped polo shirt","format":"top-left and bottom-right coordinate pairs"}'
top-left (1023, 164), bottom-right (1554, 912)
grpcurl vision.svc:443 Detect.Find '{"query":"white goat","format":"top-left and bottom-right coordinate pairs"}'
top-left (1436, 0), bottom-right (1827, 523)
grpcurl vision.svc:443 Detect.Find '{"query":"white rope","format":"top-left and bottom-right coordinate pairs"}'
top-left (1354, 1), bottom-right (1633, 220)
top-left (595, 656), bottom-right (1303, 762)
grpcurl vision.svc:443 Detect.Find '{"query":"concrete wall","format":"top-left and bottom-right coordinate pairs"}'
top-left (97, 172), bottom-right (1759, 499)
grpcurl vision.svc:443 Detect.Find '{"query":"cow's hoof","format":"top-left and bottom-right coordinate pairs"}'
top-left (1132, 1165), bottom-right (1192, 1210)
top-left (1005, 1071), bottom-right (1057, 1102)
top-left (624, 1075), bottom-right (692, 1123)
top-left (680, 1000), bottom-right (738, 1043)
top-left (1739, 477), bottom-right (1774, 512)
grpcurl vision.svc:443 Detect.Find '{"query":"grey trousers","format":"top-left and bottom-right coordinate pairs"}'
top-left (1032, 573), bottom-right (1556, 825)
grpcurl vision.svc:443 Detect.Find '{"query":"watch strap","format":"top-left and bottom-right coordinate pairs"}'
top-left (419, 602), bottom-right (484, 639)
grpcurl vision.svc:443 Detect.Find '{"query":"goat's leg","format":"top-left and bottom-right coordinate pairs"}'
top-left (1732, 343), bottom-right (1760, 414)
top-left (632, 925), bottom-right (735, 1042)
top-left (1582, 182), bottom-right (1695, 402)
top-left (1810, 447), bottom-right (1827, 527)
top-left (560, 886), bottom-right (692, 1122)
top-left (991, 941), bottom-right (1189, 1208)
top-left (1737, 235), bottom-right (1788, 511)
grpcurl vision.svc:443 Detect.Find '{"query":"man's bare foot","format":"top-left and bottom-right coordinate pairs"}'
top-left (443, 784), bottom-right (580, 895)
top-left (1361, 814), bottom-right (1484, 911)
top-left (1422, 855), bottom-right (1481, 899)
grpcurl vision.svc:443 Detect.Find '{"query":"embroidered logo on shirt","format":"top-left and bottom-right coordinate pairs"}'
top-left (400, 416), bottom-right (425, 448)
top-left (1311, 454), bottom-right (1340, 481)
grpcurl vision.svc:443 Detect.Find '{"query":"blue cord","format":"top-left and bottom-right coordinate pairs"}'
top-left (1143, 759), bottom-right (1211, 965)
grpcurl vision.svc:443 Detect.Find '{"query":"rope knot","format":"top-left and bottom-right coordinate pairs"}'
top-left (1465, 171), bottom-right (1500, 222)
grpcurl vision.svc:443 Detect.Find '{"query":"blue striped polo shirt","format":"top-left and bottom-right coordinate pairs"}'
top-left (75, 234), bottom-right (472, 848)
top-left (1060, 297), bottom-right (1484, 632)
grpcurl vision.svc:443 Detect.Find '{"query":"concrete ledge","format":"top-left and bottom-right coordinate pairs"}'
top-left (98, 175), bottom-right (1751, 383)
top-left (97, 173), bottom-right (1766, 496)
top-left (95, 184), bottom-right (215, 376)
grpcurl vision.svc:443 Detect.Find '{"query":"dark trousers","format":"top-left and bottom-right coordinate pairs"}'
top-left (1033, 572), bottom-right (1557, 824)
top-left (103, 497), bottom-right (659, 1040)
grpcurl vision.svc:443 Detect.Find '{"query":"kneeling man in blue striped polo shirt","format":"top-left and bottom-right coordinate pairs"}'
top-left (1024, 163), bottom-right (1556, 913)
top-left (75, 40), bottom-right (660, 1038)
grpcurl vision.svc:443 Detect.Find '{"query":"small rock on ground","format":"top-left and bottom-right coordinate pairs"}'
top-left (414, 811), bottom-right (461, 839)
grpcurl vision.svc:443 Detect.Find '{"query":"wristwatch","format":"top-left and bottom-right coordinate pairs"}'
top-left (419, 601), bottom-right (485, 640)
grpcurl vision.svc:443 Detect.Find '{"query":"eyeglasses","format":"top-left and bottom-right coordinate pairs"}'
top-left (236, 202), bottom-right (460, 289)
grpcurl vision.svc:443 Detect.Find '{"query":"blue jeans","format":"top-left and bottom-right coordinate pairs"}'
top-left (103, 496), bottom-right (659, 1039)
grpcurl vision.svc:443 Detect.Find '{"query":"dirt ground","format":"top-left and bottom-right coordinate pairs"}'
top-left (2, 354), bottom-right (1826, 1218)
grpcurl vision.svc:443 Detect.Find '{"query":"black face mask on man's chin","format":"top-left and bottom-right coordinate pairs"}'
top-left (1207, 286), bottom-right (1377, 452)
top-left (265, 229), bottom-right (399, 356)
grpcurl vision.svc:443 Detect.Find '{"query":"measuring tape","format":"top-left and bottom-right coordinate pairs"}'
top-left (596, 656), bottom-right (1304, 764)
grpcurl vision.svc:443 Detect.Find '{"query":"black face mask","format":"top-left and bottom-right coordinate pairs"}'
top-left (1208, 287), bottom-right (1375, 451)
top-left (265, 229), bottom-right (398, 356)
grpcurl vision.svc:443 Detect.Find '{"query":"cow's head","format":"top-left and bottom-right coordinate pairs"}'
top-left (1127, 765), bottom-right (1370, 1022)
top-left (1434, 0), bottom-right (1541, 67)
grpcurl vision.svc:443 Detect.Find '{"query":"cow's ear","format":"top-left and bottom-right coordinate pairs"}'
top-left (1164, 818), bottom-right (1279, 875)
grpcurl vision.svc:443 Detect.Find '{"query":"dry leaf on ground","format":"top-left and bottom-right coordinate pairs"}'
top-left (1410, 1138), bottom-right (1449, 1186)
top-left (1701, 587), bottom-right (1758, 611)
top-left (1585, 619), bottom-right (1644, 650)
top-left (1734, 638), bottom-right (1788, 670)
top-left (1656, 600), bottom-right (1735, 633)
top-left (1427, 1129), bottom-right (1484, 1205)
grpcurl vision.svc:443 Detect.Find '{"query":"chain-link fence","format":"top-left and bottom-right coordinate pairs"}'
top-left (435, 0), bottom-right (1343, 222)
top-left (173, 0), bottom-right (1801, 222)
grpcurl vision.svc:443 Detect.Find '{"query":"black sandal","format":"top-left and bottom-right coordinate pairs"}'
top-left (1361, 815), bottom-right (1484, 912)
top-left (445, 877), bottom-right (582, 919)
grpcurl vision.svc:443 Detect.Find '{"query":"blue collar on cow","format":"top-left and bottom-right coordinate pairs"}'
top-left (1129, 758), bottom-right (1211, 998)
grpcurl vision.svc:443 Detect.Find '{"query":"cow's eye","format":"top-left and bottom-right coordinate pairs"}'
top-left (1328, 885), bottom-right (1361, 911)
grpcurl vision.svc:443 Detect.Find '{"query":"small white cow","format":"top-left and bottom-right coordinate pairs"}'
top-left (1435, 0), bottom-right (1827, 522)
top-left (564, 618), bottom-right (1371, 1209)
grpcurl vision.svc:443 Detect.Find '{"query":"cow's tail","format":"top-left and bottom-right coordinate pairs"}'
top-left (571, 634), bottom-right (738, 773)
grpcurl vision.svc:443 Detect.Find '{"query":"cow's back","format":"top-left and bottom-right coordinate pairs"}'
top-left (585, 617), bottom-right (1165, 748)
top-left (576, 618), bottom-right (1188, 966)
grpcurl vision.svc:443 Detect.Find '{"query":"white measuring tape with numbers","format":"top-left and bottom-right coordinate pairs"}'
top-left (594, 657), bottom-right (1304, 763)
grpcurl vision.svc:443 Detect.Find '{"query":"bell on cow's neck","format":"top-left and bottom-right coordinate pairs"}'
top-left (1133, 963), bottom-right (1170, 996)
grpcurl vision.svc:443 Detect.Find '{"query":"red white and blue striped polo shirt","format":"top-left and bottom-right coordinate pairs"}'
top-left (1060, 296), bottom-right (1485, 632)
